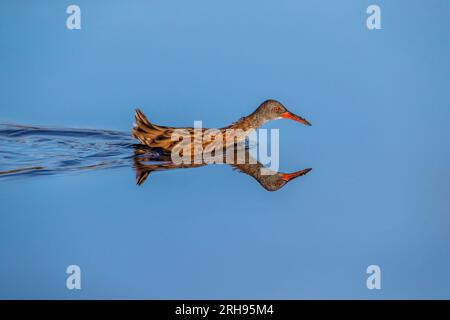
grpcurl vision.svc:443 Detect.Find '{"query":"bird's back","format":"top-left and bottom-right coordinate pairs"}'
top-left (133, 109), bottom-right (209, 151)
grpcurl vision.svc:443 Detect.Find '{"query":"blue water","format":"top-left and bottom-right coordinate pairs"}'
top-left (1, 0), bottom-right (450, 299)
top-left (0, 123), bottom-right (135, 178)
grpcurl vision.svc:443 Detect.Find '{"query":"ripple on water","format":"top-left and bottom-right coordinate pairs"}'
top-left (0, 123), bottom-right (138, 179)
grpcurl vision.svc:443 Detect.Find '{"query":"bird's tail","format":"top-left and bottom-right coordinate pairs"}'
top-left (132, 108), bottom-right (165, 146)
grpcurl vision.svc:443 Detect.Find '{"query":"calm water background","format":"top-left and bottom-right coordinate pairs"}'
top-left (1, 0), bottom-right (450, 298)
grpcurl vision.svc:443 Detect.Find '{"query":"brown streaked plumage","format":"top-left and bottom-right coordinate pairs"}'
top-left (132, 99), bottom-right (311, 152)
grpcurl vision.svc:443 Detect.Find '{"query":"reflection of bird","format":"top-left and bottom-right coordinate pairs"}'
top-left (132, 99), bottom-right (311, 152)
top-left (132, 145), bottom-right (311, 191)
top-left (230, 159), bottom-right (312, 192)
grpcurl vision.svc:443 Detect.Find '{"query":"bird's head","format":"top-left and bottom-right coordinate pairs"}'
top-left (257, 99), bottom-right (311, 126)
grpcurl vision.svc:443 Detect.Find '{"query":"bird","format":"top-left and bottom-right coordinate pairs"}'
top-left (132, 145), bottom-right (312, 191)
top-left (132, 99), bottom-right (311, 153)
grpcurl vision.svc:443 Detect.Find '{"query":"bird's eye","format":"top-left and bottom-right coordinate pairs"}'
top-left (274, 106), bottom-right (281, 112)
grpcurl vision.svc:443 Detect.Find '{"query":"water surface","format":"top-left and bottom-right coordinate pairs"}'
top-left (0, 123), bottom-right (134, 178)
